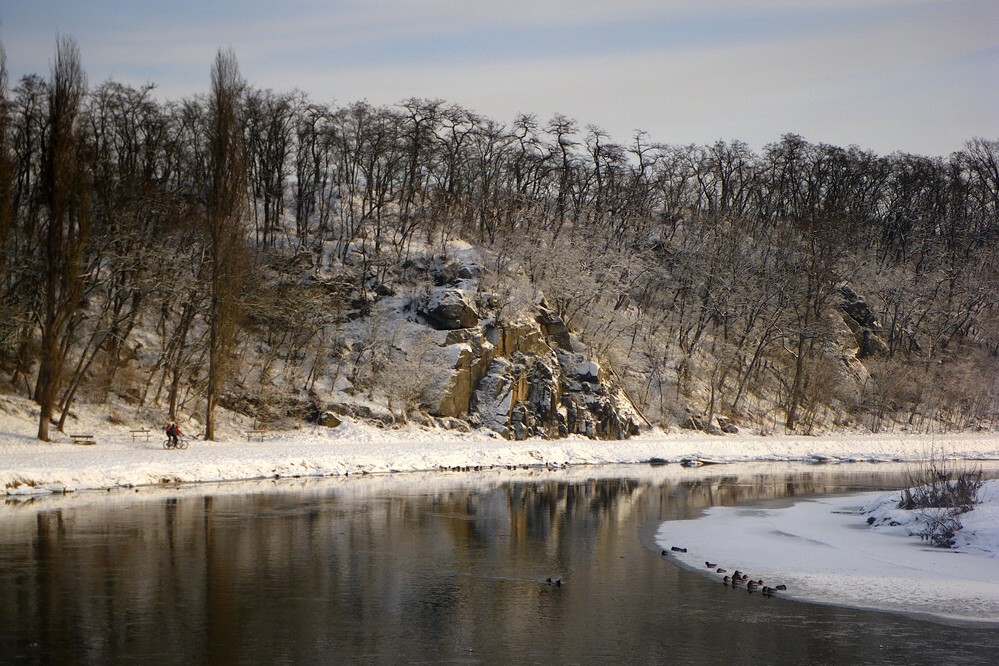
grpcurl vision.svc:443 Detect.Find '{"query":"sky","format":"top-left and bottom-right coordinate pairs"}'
top-left (2, 0), bottom-right (997, 156)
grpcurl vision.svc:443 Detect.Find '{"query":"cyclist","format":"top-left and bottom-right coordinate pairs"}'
top-left (165, 421), bottom-right (183, 447)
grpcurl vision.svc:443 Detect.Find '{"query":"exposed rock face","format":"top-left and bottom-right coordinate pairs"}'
top-left (838, 284), bottom-right (889, 358)
top-left (420, 288), bottom-right (479, 330)
top-left (821, 307), bottom-right (873, 409)
top-left (490, 321), bottom-right (550, 357)
top-left (434, 312), bottom-right (641, 440)
top-left (435, 329), bottom-right (496, 417)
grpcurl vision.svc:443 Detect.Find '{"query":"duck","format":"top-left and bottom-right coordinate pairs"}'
top-left (715, 568), bottom-right (726, 574)
top-left (670, 546), bottom-right (687, 553)
top-left (705, 561), bottom-right (716, 568)
top-left (747, 580), bottom-right (759, 592)
top-left (775, 584), bottom-right (787, 591)
top-left (723, 575), bottom-right (732, 585)
top-left (661, 550), bottom-right (668, 556)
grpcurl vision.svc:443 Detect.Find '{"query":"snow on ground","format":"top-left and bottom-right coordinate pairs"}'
top-left (5, 383), bottom-right (999, 624)
top-left (656, 482), bottom-right (999, 624)
top-left (2, 392), bottom-right (998, 495)
top-left (862, 480), bottom-right (999, 556)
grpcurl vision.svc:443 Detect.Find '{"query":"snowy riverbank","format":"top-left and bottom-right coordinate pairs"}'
top-left (5, 392), bottom-right (999, 624)
top-left (656, 481), bottom-right (999, 624)
top-left (2, 393), bottom-right (999, 495)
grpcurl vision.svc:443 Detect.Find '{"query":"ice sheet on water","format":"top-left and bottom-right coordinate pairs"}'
top-left (656, 487), bottom-right (999, 623)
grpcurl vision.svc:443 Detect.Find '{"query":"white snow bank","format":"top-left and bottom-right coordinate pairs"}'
top-left (862, 479), bottom-right (999, 556)
top-left (1, 392), bottom-right (998, 495)
top-left (656, 485), bottom-right (999, 624)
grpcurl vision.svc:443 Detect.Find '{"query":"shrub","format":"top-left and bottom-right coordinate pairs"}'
top-left (898, 455), bottom-right (983, 547)
top-left (898, 457), bottom-right (983, 512)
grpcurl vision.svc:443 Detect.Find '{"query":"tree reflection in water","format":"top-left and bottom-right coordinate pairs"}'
top-left (2, 462), bottom-right (998, 663)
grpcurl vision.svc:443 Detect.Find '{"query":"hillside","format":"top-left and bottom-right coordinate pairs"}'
top-left (1, 44), bottom-right (997, 442)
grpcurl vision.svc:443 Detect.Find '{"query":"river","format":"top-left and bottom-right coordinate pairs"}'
top-left (1, 462), bottom-right (997, 664)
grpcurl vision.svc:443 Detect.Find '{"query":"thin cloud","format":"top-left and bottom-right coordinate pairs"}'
top-left (2, 0), bottom-right (995, 155)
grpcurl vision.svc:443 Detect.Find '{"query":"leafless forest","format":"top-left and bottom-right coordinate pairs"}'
top-left (1, 41), bottom-right (997, 440)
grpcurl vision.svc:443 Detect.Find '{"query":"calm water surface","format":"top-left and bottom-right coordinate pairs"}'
top-left (2, 462), bottom-right (998, 664)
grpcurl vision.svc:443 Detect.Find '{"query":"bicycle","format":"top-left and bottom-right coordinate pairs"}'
top-left (163, 436), bottom-right (189, 450)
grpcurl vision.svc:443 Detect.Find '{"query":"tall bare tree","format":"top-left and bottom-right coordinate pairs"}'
top-left (0, 41), bottom-right (13, 281)
top-left (204, 48), bottom-right (248, 440)
top-left (36, 37), bottom-right (90, 441)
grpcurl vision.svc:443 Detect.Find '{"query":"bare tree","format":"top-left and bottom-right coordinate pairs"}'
top-left (204, 48), bottom-right (249, 440)
top-left (36, 37), bottom-right (90, 441)
top-left (244, 87), bottom-right (295, 248)
top-left (0, 41), bottom-right (12, 281)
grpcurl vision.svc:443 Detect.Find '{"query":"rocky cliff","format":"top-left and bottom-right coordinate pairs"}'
top-left (419, 287), bottom-right (641, 440)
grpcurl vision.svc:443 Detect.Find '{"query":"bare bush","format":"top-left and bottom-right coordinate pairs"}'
top-left (915, 510), bottom-right (964, 548)
top-left (899, 455), bottom-right (984, 547)
top-left (898, 457), bottom-right (984, 512)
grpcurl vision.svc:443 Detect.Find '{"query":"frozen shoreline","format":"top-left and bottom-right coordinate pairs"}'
top-left (2, 393), bottom-right (999, 495)
top-left (656, 483), bottom-right (999, 624)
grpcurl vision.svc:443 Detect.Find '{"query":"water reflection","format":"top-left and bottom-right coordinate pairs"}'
top-left (2, 463), bottom-right (998, 664)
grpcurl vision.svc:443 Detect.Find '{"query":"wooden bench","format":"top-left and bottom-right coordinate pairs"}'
top-left (130, 428), bottom-right (152, 441)
top-left (245, 430), bottom-right (267, 442)
top-left (70, 433), bottom-right (96, 446)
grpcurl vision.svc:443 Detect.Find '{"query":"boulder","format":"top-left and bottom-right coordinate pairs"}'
top-left (456, 263), bottom-right (481, 280)
top-left (537, 308), bottom-right (572, 350)
top-left (318, 411), bottom-right (342, 428)
top-left (716, 416), bottom-right (739, 434)
top-left (420, 288), bottom-right (479, 330)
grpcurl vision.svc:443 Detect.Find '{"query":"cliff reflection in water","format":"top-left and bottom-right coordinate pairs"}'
top-left (2, 463), bottom-right (997, 663)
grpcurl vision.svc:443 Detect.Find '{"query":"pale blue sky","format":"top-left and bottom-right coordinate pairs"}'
top-left (2, 0), bottom-right (997, 155)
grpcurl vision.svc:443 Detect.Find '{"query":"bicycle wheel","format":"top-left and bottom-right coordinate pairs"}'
top-left (163, 438), bottom-right (173, 449)
top-left (178, 439), bottom-right (189, 450)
